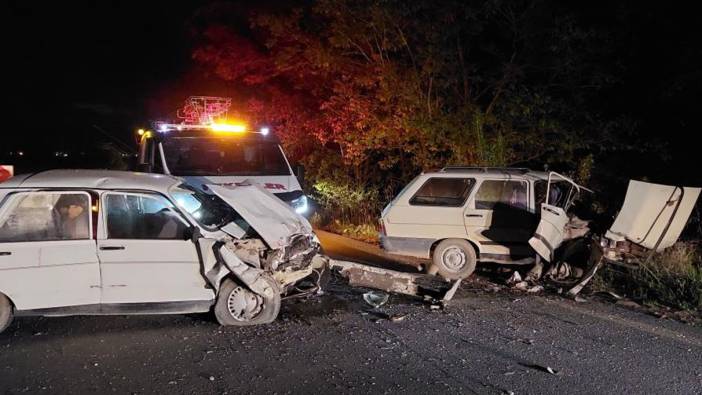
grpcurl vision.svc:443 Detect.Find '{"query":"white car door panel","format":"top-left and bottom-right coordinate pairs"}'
top-left (529, 172), bottom-right (585, 262)
top-left (465, 179), bottom-right (533, 258)
top-left (0, 243), bottom-right (39, 270)
top-left (98, 192), bottom-right (213, 305)
top-left (0, 191), bottom-right (100, 310)
top-left (98, 239), bottom-right (211, 303)
top-left (529, 204), bottom-right (568, 262)
top-left (39, 240), bottom-right (99, 267)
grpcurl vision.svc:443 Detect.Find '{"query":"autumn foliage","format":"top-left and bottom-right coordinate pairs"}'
top-left (192, 0), bottom-right (669, 222)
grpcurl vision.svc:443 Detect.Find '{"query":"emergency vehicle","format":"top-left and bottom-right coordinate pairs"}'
top-left (136, 97), bottom-right (308, 214)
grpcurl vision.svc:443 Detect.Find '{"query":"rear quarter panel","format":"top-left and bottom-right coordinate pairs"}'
top-left (382, 175), bottom-right (479, 257)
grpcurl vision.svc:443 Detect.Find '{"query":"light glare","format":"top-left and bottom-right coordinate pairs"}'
top-left (211, 122), bottom-right (247, 133)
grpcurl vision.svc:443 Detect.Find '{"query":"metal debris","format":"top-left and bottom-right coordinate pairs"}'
top-left (526, 285), bottom-right (544, 293)
top-left (441, 279), bottom-right (462, 304)
top-left (390, 314), bottom-right (407, 322)
top-left (506, 271), bottom-right (523, 285)
top-left (329, 260), bottom-right (454, 300)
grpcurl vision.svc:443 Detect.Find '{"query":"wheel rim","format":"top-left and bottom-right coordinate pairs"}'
top-left (441, 246), bottom-right (467, 272)
top-left (227, 286), bottom-right (264, 321)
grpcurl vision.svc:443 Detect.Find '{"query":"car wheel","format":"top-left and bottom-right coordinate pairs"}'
top-left (214, 276), bottom-right (281, 326)
top-left (0, 293), bottom-right (14, 334)
top-left (431, 239), bottom-right (477, 280)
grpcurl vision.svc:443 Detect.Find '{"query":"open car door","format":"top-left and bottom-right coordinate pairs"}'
top-left (529, 172), bottom-right (587, 262)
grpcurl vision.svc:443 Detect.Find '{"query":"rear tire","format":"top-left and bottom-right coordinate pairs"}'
top-left (214, 276), bottom-right (281, 326)
top-left (0, 293), bottom-right (14, 334)
top-left (431, 239), bottom-right (477, 280)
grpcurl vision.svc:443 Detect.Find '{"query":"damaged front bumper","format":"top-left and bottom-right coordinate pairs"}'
top-left (199, 232), bottom-right (326, 299)
top-left (328, 259), bottom-right (462, 303)
top-left (236, 234), bottom-right (324, 292)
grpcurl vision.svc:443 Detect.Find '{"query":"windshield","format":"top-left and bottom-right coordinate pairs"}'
top-left (170, 184), bottom-right (249, 231)
top-left (162, 137), bottom-right (291, 176)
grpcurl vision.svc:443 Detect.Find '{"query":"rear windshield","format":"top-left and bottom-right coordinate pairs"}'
top-left (162, 137), bottom-right (291, 176)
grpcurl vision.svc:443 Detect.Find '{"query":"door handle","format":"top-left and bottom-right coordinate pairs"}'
top-left (543, 207), bottom-right (560, 215)
top-left (0, 252), bottom-right (11, 256)
top-left (100, 246), bottom-right (125, 251)
top-left (465, 214), bottom-right (483, 218)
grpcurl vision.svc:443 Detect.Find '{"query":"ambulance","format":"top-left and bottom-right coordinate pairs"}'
top-left (136, 97), bottom-right (308, 214)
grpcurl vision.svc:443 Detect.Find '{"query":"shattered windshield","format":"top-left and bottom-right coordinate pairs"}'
top-left (162, 137), bottom-right (291, 176)
top-left (170, 184), bottom-right (249, 231)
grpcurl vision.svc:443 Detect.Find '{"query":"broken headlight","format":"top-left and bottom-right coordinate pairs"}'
top-left (291, 195), bottom-right (308, 215)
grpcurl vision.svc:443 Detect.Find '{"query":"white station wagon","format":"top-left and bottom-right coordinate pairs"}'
top-left (0, 170), bottom-right (325, 333)
top-left (379, 167), bottom-right (586, 279)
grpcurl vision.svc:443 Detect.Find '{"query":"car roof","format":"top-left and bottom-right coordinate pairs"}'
top-left (0, 169), bottom-right (182, 193)
top-left (422, 167), bottom-right (552, 181)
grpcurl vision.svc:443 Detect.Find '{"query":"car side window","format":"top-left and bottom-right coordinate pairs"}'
top-left (104, 193), bottom-right (189, 240)
top-left (409, 178), bottom-right (475, 207)
top-left (474, 180), bottom-right (528, 210)
top-left (534, 180), bottom-right (570, 208)
top-left (0, 192), bottom-right (91, 242)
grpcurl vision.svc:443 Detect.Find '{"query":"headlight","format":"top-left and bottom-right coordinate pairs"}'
top-left (291, 195), bottom-right (308, 214)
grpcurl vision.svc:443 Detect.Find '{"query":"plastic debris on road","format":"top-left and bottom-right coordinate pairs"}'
top-left (363, 291), bottom-right (389, 308)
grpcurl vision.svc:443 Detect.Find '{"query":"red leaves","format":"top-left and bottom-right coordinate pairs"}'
top-left (193, 25), bottom-right (275, 85)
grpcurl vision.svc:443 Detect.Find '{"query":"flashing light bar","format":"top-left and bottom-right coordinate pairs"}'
top-left (211, 122), bottom-right (246, 133)
top-left (150, 122), bottom-right (272, 135)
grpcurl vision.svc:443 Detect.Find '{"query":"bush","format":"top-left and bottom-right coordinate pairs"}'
top-left (598, 242), bottom-right (702, 311)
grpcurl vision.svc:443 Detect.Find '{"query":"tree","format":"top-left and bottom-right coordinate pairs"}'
top-left (191, 0), bottom-right (673, 218)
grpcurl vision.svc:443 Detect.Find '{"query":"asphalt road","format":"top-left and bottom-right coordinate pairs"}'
top-left (1, 233), bottom-right (701, 394)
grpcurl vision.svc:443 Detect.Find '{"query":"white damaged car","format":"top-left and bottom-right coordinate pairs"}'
top-left (0, 170), bottom-right (326, 333)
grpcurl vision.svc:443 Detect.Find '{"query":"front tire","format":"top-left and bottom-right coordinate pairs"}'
top-left (430, 239), bottom-right (477, 280)
top-left (214, 276), bottom-right (281, 326)
top-left (0, 293), bottom-right (14, 334)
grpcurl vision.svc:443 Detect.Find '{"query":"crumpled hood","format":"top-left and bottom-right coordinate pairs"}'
top-left (605, 180), bottom-right (700, 251)
top-left (209, 182), bottom-right (314, 249)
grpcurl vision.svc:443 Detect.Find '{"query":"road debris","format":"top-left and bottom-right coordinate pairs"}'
top-left (523, 364), bottom-right (559, 375)
top-left (506, 271), bottom-right (523, 285)
top-left (329, 260), bottom-right (454, 301)
top-left (389, 314), bottom-right (407, 322)
top-left (441, 279), bottom-right (462, 305)
top-left (526, 285), bottom-right (544, 294)
top-left (363, 291), bottom-right (389, 308)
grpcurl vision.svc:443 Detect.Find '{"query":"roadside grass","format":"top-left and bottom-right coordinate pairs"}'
top-left (311, 213), bottom-right (379, 244)
top-left (596, 241), bottom-right (702, 312)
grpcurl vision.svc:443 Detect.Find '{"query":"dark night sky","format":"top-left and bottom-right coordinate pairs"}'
top-left (3, 1), bottom-right (701, 184)
top-left (4, 0), bottom-right (214, 167)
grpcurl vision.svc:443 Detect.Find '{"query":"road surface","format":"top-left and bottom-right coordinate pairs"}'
top-left (1, 232), bottom-right (700, 394)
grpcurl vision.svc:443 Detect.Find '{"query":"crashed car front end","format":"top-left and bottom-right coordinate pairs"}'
top-left (171, 182), bottom-right (326, 297)
top-left (221, 233), bottom-right (326, 295)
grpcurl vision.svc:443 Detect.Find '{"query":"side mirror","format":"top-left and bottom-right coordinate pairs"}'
top-left (294, 165), bottom-right (305, 188)
top-left (183, 225), bottom-right (202, 242)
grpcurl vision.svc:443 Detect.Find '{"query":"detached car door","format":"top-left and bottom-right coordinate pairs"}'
top-left (528, 172), bottom-right (581, 262)
top-left (97, 192), bottom-right (213, 305)
top-left (0, 191), bottom-right (100, 310)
